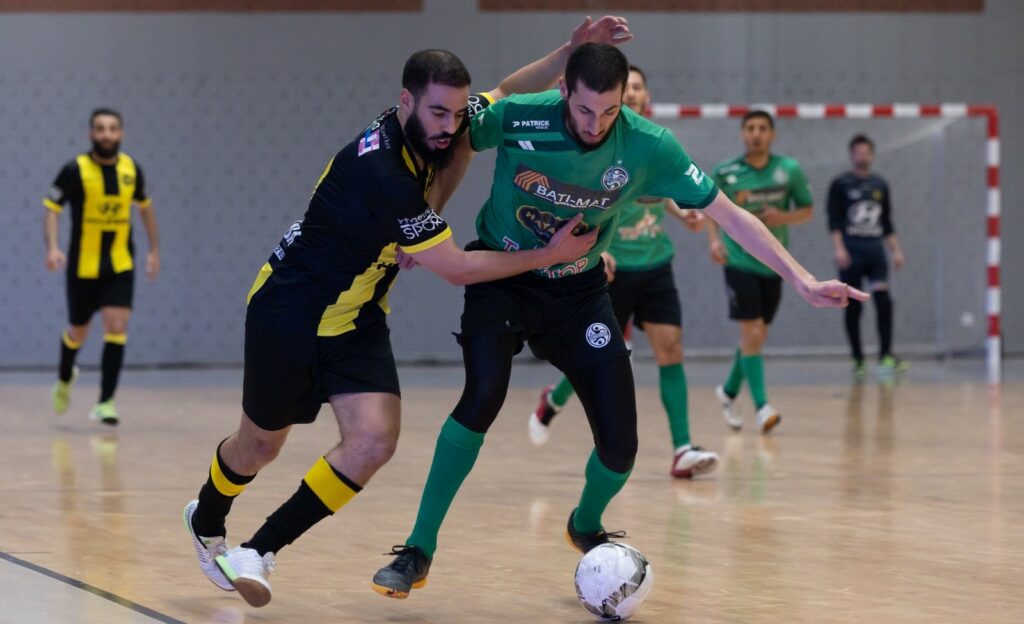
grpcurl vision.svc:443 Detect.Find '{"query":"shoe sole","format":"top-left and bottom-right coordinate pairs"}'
top-left (760, 413), bottom-right (781, 434)
top-left (371, 578), bottom-right (427, 599)
top-left (182, 502), bottom-right (234, 592)
top-left (216, 556), bottom-right (271, 607)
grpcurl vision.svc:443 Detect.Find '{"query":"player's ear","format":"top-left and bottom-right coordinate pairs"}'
top-left (558, 77), bottom-right (569, 100)
top-left (399, 88), bottom-right (415, 114)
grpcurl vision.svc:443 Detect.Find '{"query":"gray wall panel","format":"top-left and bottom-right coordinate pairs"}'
top-left (1, 0), bottom-right (1019, 365)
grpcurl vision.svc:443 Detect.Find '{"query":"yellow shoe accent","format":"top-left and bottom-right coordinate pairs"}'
top-left (51, 367), bottom-right (78, 415)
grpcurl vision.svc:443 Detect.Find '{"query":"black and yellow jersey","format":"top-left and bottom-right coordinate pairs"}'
top-left (44, 153), bottom-right (150, 279)
top-left (246, 98), bottom-right (493, 338)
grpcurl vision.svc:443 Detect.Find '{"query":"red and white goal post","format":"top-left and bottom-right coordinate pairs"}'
top-left (651, 102), bottom-right (1001, 383)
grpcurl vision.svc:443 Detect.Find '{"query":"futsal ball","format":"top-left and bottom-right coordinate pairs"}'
top-left (574, 543), bottom-right (653, 621)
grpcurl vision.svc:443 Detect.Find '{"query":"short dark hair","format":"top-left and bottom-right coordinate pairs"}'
top-left (90, 108), bottom-right (122, 128)
top-left (628, 64), bottom-right (647, 87)
top-left (402, 49), bottom-right (471, 97)
top-left (849, 133), bottom-right (874, 151)
top-left (565, 43), bottom-right (629, 96)
top-left (741, 110), bottom-right (774, 129)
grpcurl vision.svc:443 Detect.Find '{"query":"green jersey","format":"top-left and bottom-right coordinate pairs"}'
top-left (608, 196), bottom-right (674, 271)
top-left (469, 90), bottom-right (717, 279)
top-left (711, 154), bottom-right (812, 277)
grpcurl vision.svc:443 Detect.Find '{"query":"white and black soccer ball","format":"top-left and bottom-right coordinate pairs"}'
top-left (574, 543), bottom-right (653, 621)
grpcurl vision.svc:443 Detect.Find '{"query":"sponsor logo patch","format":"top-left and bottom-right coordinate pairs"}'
top-left (358, 130), bottom-right (380, 156)
top-left (513, 164), bottom-right (619, 211)
top-left (516, 206), bottom-right (590, 243)
top-left (397, 209), bottom-right (446, 241)
top-left (511, 119), bottom-right (551, 130)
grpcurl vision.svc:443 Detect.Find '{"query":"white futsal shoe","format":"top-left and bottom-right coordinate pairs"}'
top-left (216, 546), bottom-right (276, 607)
top-left (756, 403), bottom-right (782, 434)
top-left (716, 386), bottom-right (743, 431)
top-left (183, 500), bottom-right (234, 591)
top-left (671, 445), bottom-right (719, 478)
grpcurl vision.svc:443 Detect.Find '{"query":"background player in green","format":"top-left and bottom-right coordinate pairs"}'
top-left (44, 108), bottom-right (160, 426)
top-left (707, 110), bottom-right (814, 434)
top-left (526, 64), bottom-right (719, 480)
top-left (181, 18), bottom-right (630, 608)
top-left (829, 134), bottom-right (907, 377)
top-left (372, 44), bottom-right (867, 599)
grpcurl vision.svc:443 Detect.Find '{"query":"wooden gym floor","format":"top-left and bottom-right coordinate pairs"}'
top-left (0, 359), bottom-right (1021, 623)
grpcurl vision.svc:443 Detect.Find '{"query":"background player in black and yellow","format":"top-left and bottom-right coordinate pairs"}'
top-left (829, 134), bottom-right (907, 377)
top-left (182, 17), bottom-right (630, 608)
top-left (707, 111), bottom-right (813, 434)
top-left (44, 108), bottom-right (160, 426)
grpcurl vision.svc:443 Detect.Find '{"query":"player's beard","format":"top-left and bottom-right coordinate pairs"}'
top-left (92, 140), bottom-right (120, 159)
top-left (562, 104), bottom-right (616, 151)
top-left (404, 108), bottom-right (455, 170)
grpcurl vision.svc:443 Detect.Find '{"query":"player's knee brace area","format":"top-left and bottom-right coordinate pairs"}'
top-left (567, 355), bottom-right (638, 474)
top-left (452, 332), bottom-right (520, 433)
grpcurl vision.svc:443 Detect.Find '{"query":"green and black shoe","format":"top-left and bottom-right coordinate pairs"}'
top-left (565, 508), bottom-right (626, 554)
top-left (371, 545), bottom-right (431, 599)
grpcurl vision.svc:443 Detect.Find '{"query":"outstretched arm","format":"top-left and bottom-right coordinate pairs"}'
top-left (704, 191), bottom-right (868, 307)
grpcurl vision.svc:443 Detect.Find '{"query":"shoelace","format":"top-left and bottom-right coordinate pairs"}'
top-left (601, 530), bottom-right (627, 540)
top-left (383, 545), bottom-right (421, 573)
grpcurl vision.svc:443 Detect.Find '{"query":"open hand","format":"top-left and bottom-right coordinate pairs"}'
top-left (570, 15), bottom-right (633, 48)
top-left (548, 213), bottom-right (598, 265)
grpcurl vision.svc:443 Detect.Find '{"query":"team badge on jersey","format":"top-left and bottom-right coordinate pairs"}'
top-left (602, 165), bottom-right (630, 191)
top-left (772, 167), bottom-right (789, 185)
top-left (358, 130), bottom-right (381, 156)
top-left (586, 323), bottom-right (611, 348)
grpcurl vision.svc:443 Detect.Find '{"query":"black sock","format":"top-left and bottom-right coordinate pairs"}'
top-left (59, 331), bottom-right (81, 382)
top-left (844, 299), bottom-right (864, 362)
top-left (193, 439), bottom-right (256, 538)
top-left (874, 291), bottom-right (894, 358)
top-left (100, 335), bottom-right (126, 402)
top-left (243, 457), bottom-right (361, 556)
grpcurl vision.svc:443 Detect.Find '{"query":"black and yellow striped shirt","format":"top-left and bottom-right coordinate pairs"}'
top-left (246, 106), bottom-right (462, 338)
top-left (44, 153), bottom-right (150, 279)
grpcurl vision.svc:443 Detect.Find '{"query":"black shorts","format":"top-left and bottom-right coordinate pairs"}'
top-left (66, 270), bottom-right (134, 326)
top-left (608, 262), bottom-right (682, 331)
top-left (839, 241), bottom-right (889, 288)
top-left (242, 317), bottom-right (400, 431)
top-left (459, 255), bottom-right (629, 373)
top-left (724, 266), bottom-right (783, 324)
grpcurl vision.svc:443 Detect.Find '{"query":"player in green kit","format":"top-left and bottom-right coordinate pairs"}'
top-left (707, 111), bottom-right (814, 433)
top-left (372, 45), bottom-right (865, 598)
top-left (526, 65), bottom-right (718, 480)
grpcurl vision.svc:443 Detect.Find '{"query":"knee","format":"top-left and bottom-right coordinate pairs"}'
top-left (654, 341), bottom-right (683, 365)
top-left (244, 437), bottom-right (285, 471)
top-left (68, 325), bottom-right (89, 343)
top-left (597, 435), bottom-right (637, 474)
top-left (352, 425), bottom-right (400, 469)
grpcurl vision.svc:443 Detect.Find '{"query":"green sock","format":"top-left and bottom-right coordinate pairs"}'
top-left (741, 354), bottom-right (768, 409)
top-left (573, 450), bottom-right (632, 535)
top-left (723, 348), bottom-right (744, 397)
top-left (659, 363), bottom-right (690, 448)
top-left (407, 416), bottom-right (485, 557)
top-left (550, 376), bottom-right (576, 408)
